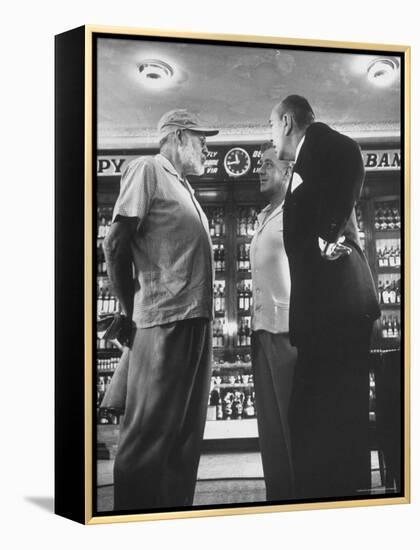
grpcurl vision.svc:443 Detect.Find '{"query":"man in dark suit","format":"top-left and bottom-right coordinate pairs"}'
top-left (270, 95), bottom-right (380, 500)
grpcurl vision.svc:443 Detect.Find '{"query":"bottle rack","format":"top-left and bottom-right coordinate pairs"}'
top-left (358, 196), bottom-right (402, 349)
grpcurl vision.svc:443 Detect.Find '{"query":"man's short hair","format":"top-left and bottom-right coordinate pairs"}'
top-left (277, 95), bottom-right (315, 129)
top-left (260, 141), bottom-right (275, 154)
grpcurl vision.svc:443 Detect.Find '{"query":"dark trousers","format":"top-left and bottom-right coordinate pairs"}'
top-left (289, 321), bottom-right (373, 500)
top-left (113, 317), bottom-right (212, 512)
top-left (251, 330), bottom-right (297, 501)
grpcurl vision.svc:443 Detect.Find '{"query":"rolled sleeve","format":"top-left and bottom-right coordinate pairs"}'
top-left (112, 158), bottom-right (157, 226)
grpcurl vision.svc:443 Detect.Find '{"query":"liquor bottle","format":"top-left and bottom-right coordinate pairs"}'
top-left (394, 207), bottom-right (401, 229)
top-left (244, 393), bottom-right (255, 418)
top-left (389, 280), bottom-right (396, 304)
top-left (381, 317), bottom-right (388, 339)
top-left (382, 246), bottom-right (389, 267)
top-left (240, 211), bottom-right (247, 236)
top-left (214, 284), bottom-right (221, 313)
top-left (244, 319), bottom-right (251, 346)
top-left (232, 391), bottom-right (244, 419)
top-left (380, 206), bottom-right (388, 230)
top-left (223, 392), bottom-right (233, 420)
top-left (216, 393), bottom-right (223, 420)
top-left (237, 319), bottom-right (244, 347)
top-left (238, 282), bottom-right (244, 311)
top-left (215, 210), bottom-right (222, 237)
top-left (212, 322), bottom-right (217, 347)
top-left (374, 205), bottom-right (381, 230)
top-left (244, 284), bottom-right (251, 312)
top-left (217, 320), bottom-right (224, 347)
top-left (209, 213), bottom-right (215, 237)
top-left (396, 279), bottom-right (401, 303)
top-left (377, 280), bottom-right (384, 303)
top-left (382, 281), bottom-right (390, 304)
top-left (387, 317), bottom-right (393, 338)
top-left (220, 285), bottom-right (225, 313)
top-left (238, 244), bottom-right (244, 271)
top-left (213, 245), bottom-right (219, 272)
top-left (246, 210), bottom-right (254, 236)
top-left (385, 206), bottom-right (393, 230)
top-left (389, 246), bottom-right (396, 267)
top-left (395, 246), bottom-right (401, 267)
top-left (220, 244), bottom-right (225, 272)
top-left (97, 284), bottom-right (104, 312)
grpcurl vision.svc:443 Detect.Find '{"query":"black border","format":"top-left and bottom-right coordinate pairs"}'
top-left (55, 25), bottom-right (86, 524)
top-left (90, 31), bottom-right (406, 519)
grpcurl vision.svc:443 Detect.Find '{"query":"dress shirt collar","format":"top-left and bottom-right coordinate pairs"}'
top-left (295, 135), bottom-right (305, 162)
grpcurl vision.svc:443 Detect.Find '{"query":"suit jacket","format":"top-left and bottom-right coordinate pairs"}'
top-left (283, 122), bottom-right (380, 346)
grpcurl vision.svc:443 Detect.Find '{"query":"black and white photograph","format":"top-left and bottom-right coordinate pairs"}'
top-left (90, 29), bottom-right (407, 520)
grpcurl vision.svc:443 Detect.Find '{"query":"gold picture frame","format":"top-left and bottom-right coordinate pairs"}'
top-left (55, 25), bottom-right (410, 525)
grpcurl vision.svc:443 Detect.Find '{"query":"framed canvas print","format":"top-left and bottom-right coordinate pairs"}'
top-left (55, 25), bottom-right (410, 525)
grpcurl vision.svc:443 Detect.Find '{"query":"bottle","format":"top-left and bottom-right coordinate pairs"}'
top-left (239, 283), bottom-right (244, 311)
top-left (220, 244), bottom-right (225, 272)
top-left (395, 246), bottom-right (401, 267)
top-left (223, 393), bottom-right (233, 420)
top-left (244, 319), bottom-right (251, 346)
top-left (215, 285), bottom-right (221, 313)
top-left (215, 211), bottom-right (221, 237)
top-left (389, 246), bottom-right (395, 267)
top-left (247, 210), bottom-right (254, 236)
top-left (220, 285), bottom-right (225, 313)
top-left (382, 246), bottom-right (389, 267)
top-left (216, 393), bottom-right (223, 420)
top-left (394, 207), bottom-right (401, 229)
top-left (381, 316), bottom-right (388, 339)
top-left (375, 204), bottom-right (382, 231)
top-left (209, 211), bottom-right (215, 237)
top-left (396, 279), bottom-right (401, 303)
top-left (382, 281), bottom-right (390, 304)
top-left (377, 280), bottom-right (384, 303)
top-left (385, 206), bottom-right (393, 230)
top-left (237, 319), bottom-right (244, 347)
top-left (389, 280), bottom-right (396, 304)
top-left (244, 393), bottom-right (255, 418)
top-left (387, 317), bottom-right (393, 338)
top-left (380, 206), bottom-right (388, 230)
top-left (240, 212), bottom-right (246, 236)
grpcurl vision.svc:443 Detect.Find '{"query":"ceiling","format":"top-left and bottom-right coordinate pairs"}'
top-left (97, 37), bottom-right (401, 149)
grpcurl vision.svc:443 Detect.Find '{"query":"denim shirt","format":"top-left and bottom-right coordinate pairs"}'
top-left (112, 154), bottom-right (214, 328)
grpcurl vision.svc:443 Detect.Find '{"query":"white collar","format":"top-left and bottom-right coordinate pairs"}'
top-left (295, 135), bottom-right (305, 162)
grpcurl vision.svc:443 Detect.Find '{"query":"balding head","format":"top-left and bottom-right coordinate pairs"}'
top-left (273, 95), bottom-right (315, 131)
top-left (270, 95), bottom-right (315, 160)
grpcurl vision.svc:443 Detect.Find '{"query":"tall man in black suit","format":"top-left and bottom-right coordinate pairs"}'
top-left (270, 95), bottom-right (380, 499)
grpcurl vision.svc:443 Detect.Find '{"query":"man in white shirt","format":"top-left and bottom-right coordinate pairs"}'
top-left (250, 143), bottom-right (297, 501)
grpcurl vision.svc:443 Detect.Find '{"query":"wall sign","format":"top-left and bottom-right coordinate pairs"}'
top-left (97, 148), bottom-right (401, 177)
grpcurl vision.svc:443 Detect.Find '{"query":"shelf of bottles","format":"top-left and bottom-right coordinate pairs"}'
top-left (204, 205), bottom-right (259, 424)
top-left (235, 207), bottom-right (257, 356)
top-left (207, 355), bottom-right (256, 421)
top-left (372, 199), bottom-right (402, 347)
top-left (96, 207), bottom-right (123, 425)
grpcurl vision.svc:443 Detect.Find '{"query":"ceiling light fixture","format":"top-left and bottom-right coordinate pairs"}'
top-left (367, 58), bottom-right (399, 87)
top-left (138, 59), bottom-right (174, 89)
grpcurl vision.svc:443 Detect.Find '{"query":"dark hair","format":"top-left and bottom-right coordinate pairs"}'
top-left (280, 95), bottom-right (315, 129)
top-left (260, 141), bottom-right (274, 153)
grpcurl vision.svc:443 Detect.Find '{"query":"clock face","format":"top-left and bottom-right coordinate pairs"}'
top-left (224, 147), bottom-right (251, 177)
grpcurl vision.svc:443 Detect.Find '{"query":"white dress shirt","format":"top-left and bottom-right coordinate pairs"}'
top-left (250, 202), bottom-right (291, 333)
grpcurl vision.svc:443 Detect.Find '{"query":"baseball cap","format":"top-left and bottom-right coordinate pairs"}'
top-left (157, 109), bottom-right (219, 141)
